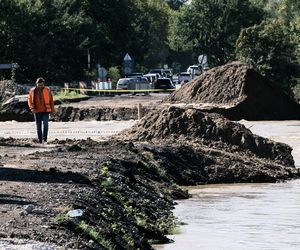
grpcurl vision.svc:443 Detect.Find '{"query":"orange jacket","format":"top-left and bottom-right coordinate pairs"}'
top-left (28, 87), bottom-right (55, 113)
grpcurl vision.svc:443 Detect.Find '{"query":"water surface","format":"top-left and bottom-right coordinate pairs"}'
top-left (154, 121), bottom-right (300, 250)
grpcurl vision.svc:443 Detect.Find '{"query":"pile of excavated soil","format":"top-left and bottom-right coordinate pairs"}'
top-left (0, 80), bottom-right (26, 104)
top-left (0, 138), bottom-right (188, 249)
top-left (0, 95), bottom-right (160, 122)
top-left (119, 106), bottom-right (299, 183)
top-left (0, 81), bottom-right (29, 121)
top-left (51, 106), bottom-right (143, 121)
top-left (165, 61), bottom-right (300, 120)
top-left (0, 95), bottom-right (32, 122)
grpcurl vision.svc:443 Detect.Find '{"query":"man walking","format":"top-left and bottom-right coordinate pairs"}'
top-left (28, 77), bottom-right (55, 143)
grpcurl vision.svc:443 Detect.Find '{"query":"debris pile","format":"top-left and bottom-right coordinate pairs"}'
top-left (0, 138), bottom-right (187, 249)
top-left (0, 80), bottom-right (26, 104)
top-left (165, 62), bottom-right (300, 120)
top-left (119, 106), bottom-right (299, 184)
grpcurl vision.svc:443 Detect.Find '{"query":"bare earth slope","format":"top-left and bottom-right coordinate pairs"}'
top-left (120, 106), bottom-right (299, 184)
top-left (165, 62), bottom-right (300, 120)
top-left (0, 80), bottom-right (26, 104)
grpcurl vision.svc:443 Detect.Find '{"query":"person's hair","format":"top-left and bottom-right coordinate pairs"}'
top-left (36, 77), bottom-right (45, 84)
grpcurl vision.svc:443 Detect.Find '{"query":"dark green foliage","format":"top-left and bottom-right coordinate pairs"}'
top-left (0, 0), bottom-right (172, 83)
top-left (168, 0), bottom-right (265, 66)
top-left (236, 20), bottom-right (299, 94)
top-left (0, 0), bottom-right (92, 83)
top-left (164, 0), bottom-right (187, 10)
top-left (1, 0), bottom-right (298, 88)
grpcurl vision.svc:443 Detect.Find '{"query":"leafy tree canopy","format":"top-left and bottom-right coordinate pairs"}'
top-left (168, 0), bottom-right (265, 66)
top-left (164, 0), bottom-right (188, 10)
top-left (236, 20), bottom-right (299, 94)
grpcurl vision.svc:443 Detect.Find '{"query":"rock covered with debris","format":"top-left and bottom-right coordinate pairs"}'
top-left (164, 61), bottom-right (300, 120)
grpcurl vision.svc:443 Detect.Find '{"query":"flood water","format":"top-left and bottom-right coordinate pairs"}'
top-left (154, 120), bottom-right (300, 250)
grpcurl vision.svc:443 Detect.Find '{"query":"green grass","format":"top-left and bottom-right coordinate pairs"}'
top-left (54, 90), bottom-right (88, 101)
top-left (78, 221), bottom-right (115, 250)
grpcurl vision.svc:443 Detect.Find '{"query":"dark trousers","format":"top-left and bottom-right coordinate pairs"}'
top-left (34, 112), bottom-right (49, 143)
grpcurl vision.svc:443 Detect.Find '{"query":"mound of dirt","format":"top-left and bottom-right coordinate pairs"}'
top-left (119, 106), bottom-right (299, 183)
top-left (0, 95), bottom-right (33, 122)
top-left (51, 106), bottom-right (141, 121)
top-left (0, 138), bottom-right (187, 249)
top-left (0, 80), bottom-right (26, 104)
top-left (164, 61), bottom-right (300, 120)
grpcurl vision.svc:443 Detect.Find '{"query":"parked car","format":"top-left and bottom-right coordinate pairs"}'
top-left (116, 77), bottom-right (150, 94)
top-left (125, 72), bottom-right (143, 78)
top-left (116, 78), bottom-right (133, 90)
top-left (162, 68), bottom-right (173, 78)
top-left (153, 78), bottom-right (175, 90)
top-left (172, 75), bottom-right (179, 85)
top-left (144, 73), bottom-right (158, 87)
top-left (178, 72), bottom-right (192, 84)
top-left (187, 65), bottom-right (202, 76)
top-left (149, 68), bottom-right (163, 77)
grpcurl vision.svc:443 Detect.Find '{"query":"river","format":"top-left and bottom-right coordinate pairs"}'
top-left (154, 120), bottom-right (300, 250)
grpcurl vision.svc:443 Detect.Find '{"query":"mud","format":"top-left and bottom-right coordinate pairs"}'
top-left (51, 106), bottom-right (151, 122)
top-left (1, 71), bottom-right (300, 249)
top-left (0, 95), bottom-right (166, 122)
top-left (0, 81), bottom-right (26, 104)
top-left (165, 62), bottom-right (300, 120)
top-left (0, 138), bottom-right (188, 249)
top-left (1, 107), bottom-right (300, 249)
top-left (119, 106), bottom-right (299, 184)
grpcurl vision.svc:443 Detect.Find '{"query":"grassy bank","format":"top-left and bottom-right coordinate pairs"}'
top-left (54, 90), bottom-right (88, 102)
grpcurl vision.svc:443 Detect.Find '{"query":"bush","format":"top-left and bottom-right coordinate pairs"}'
top-left (236, 19), bottom-right (299, 95)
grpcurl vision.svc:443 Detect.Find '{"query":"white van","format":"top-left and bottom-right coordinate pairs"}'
top-left (187, 65), bottom-right (202, 76)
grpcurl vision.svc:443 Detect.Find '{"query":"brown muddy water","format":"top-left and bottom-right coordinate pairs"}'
top-left (154, 120), bottom-right (300, 250)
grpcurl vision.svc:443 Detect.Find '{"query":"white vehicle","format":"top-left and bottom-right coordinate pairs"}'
top-left (144, 73), bottom-right (158, 87)
top-left (116, 77), bottom-right (150, 91)
top-left (187, 65), bottom-right (202, 76)
top-left (178, 72), bottom-right (192, 84)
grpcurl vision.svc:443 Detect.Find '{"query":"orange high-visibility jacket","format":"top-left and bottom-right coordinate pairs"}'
top-left (28, 87), bottom-right (55, 113)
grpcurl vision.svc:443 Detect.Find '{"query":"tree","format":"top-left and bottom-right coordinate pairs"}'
top-left (130, 0), bottom-right (171, 68)
top-left (168, 0), bottom-right (265, 66)
top-left (0, 0), bottom-right (93, 83)
top-left (108, 66), bottom-right (121, 88)
top-left (164, 0), bottom-right (188, 10)
top-left (235, 20), bottom-right (299, 94)
top-left (0, 0), bottom-right (175, 82)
